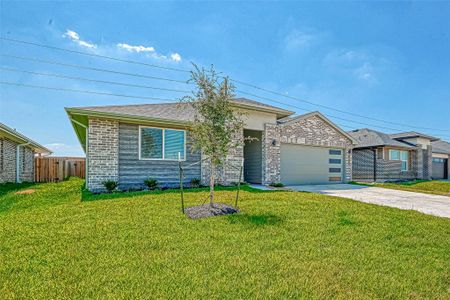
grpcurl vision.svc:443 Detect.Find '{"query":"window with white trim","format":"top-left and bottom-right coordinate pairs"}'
top-left (139, 127), bottom-right (185, 160)
top-left (389, 149), bottom-right (408, 171)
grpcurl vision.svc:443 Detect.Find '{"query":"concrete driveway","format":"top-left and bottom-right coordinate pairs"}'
top-left (290, 184), bottom-right (450, 218)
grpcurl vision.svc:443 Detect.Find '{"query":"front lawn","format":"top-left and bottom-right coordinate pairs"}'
top-left (1, 178), bottom-right (449, 299)
top-left (370, 180), bottom-right (450, 197)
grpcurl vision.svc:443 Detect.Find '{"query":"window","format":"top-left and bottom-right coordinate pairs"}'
top-left (329, 149), bottom-right (342, 155)
top-left (139, 127), bottom-right (185, 160)
top-left (400, 151), bottom-right (408, 171)
top-left (389, 149), bottom-right (408, 171)
top-left (389, 149), bottom-right (400, 160)
top-left (329, 158), bottom-right (342, 164)
top-left (329, 176), bottom-right (342, 182)
top-left (329, 168), bottom-right (341, 173)
top-left (433, 158), bottom-right (444, 163)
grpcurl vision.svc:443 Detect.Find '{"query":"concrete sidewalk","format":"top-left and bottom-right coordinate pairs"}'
top-left (290, 184), bottom-right (450, 218)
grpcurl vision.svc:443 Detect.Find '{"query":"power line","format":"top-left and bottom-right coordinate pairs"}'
top-left (238, 89), bottom-right (450, 138)
top-left (0, 37), bottom-right (191, 73)
top-left (233, 79), bottom-right (450, 132)
top-left (0, 66), bottom-right (190, 93)
top-left (0, 81), bottom-right (177, 102)
top-left (1, 37), bottom-right (448, 133)
top-left (1, 54), bottom-right (189, 84)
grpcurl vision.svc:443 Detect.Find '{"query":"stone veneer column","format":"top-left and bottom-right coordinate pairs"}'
top-left (344, 148), bottom-right (352, 182)
top-left (87, 118), bottom-right (119, 192)
top-left (262, 123), bottom-right (280, 185)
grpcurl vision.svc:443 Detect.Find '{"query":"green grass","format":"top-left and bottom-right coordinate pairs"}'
top-left (1, 178), bottom-right (449, 299)
top-left (364, 180), bottom-right (450, 197)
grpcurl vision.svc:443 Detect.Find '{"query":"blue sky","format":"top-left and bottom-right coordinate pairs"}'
top-left (1, 1), bottom-right (449, 156)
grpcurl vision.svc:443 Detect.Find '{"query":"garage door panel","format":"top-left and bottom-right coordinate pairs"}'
top-left (281, 144), bottom-right (343, 185)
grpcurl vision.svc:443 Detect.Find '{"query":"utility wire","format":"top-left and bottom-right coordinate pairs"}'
top-left (232, 79), bottom-right (450, 132)
top-left (238, 90), bottom-right (450, 138)
top-left (1, 37), bottom-right (448, 132)
top-left (0, 66), bottom-right (191, 93)
top-left (0, 81), bottom-right (177, 102)
top-left (4, 80), bottom-right (450, 138)
top-left (0, 54), bottom-right (190, 84)
top-left (0, 37), bottom-right (191, 73)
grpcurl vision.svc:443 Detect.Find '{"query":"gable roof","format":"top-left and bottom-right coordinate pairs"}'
top-left (67, 98), bottom-right (294, 124)
top-left (348, 128), bottom-right (416, 149)
top-left (389, 131), bottom-right (440, 142)
top-left (66, 98), bottom-right (295, 151)
top-left (278, 111), bottom-right (357, 144)
top-left (431, 140), bottom-right (450, 154)
top-left (0, 122), bottom-right (52, 154)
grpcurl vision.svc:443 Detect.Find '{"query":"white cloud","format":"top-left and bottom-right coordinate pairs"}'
top-left (63, 29), bottom-right (97, 49)
top-left (170, 53), bottom-right (181, 62)
top-left (117, 43), bottom-right (155, 53)
top-left (284, 28), bottom-right (325, 51)
top-left (116, 42), bottom-right (182, 62)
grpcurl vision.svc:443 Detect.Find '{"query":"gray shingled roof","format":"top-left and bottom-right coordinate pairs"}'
top-left (389, 131), bottom-right (440, 142)
top-left (348, 128), bottom-right (416, 149)
top-left (431, 140), bottom-right (450, 154)
top-left (71, 98), bottom-right (294, 121)
top-left (0, 122), bottom-right (52, 154)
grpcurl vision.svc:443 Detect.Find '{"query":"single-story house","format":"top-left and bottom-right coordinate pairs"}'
top-left (430, 140), bottom-right (450, 180)
top-left (0, 122), bottom-right (52, 183)
top-left (66, 98), bottom-right (356, 192)
top-left (349, 129), bottom-right (449, 181)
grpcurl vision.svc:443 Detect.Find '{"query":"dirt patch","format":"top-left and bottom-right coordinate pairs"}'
top-left (15, 189), bottom-right (36, 195)
top-left (185, 203), bottom-right (239, 219)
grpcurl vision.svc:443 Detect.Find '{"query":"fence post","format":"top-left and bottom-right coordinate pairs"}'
top-left (178, 152), bottom-right (185, 213)
top-left (235, 158), bottom-right (244, 208)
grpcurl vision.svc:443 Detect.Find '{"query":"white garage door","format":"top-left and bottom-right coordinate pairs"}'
top-left (280, 144), bottom-right (344, 185)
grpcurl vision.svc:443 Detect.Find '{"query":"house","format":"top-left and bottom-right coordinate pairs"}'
top-left (430, 140), bottom-right (450, 180)
top-left (0, 122), bottom-right (52, 183)
top-left (349, 129), bottom-right (449, 181)
top-left (66, 98), bottom-right (356, 192)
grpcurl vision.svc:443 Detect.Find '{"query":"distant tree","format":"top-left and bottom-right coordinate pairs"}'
top-left (182, 64), bottom-right (245, 206)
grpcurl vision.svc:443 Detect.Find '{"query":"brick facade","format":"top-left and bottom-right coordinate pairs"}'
top-left (262, 115), bottom-right (354, 184)
top-left (0, 138), bottom-right (35, 183)
top-left (87, 118), bottom-right (119, 192)
top-left (201, 130), bottom-right (244, 186)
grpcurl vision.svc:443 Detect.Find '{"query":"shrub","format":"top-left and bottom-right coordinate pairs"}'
top-left (269, 182), bottom-right (284, 188)
top-left (144, 178), bottom-right (158, 190)
top-left (102, 180), bottom-right (118, 192)
top-left (190, 178), bottom-right (201, 188)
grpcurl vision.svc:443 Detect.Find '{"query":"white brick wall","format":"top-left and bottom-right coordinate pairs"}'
top-left (87, 118), bottom-right (119, 192)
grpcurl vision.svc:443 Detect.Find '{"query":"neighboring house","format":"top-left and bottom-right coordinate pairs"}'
top-left (349, 129), bottom-right (449, 181)
top-left (66, 98), bottom-right (356, 192)
top-left (430, 140), bottom-right (450, 180)
top-left (0, 122), bottom-right (52, 183)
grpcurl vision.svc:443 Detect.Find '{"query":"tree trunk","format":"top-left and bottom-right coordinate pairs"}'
top-left (209, 163), bottom-right (215, 207)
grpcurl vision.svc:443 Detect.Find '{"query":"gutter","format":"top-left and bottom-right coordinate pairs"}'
top-left (16, 142), bottom-right (30, 183)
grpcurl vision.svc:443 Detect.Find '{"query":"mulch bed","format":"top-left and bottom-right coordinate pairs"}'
top-left (185, 203), bottom-right (239, 219)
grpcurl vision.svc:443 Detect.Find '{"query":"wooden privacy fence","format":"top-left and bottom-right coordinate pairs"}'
top-left (35, 157), bottom-right (85, 182)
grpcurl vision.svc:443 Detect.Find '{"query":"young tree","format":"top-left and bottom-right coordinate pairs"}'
top-left (182, 65), bottom-right (245, 206)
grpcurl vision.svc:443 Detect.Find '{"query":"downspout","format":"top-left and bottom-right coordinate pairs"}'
top-left (71, 118), bottom-right (88, 188)
top-left (373, 148), bottom-right (377, 182)
top-left (16, 142), bottom-right (30, 183)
